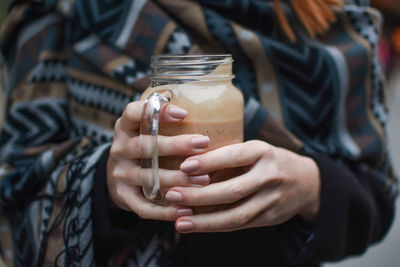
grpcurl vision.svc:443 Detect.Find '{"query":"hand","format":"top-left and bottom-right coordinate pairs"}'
top-left (165, 140), bottom-right (321, 232)
top-left (107, 101), bottom-right (211, 221)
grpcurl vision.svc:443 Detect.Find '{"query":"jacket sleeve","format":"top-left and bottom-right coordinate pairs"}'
top-left (281, 152), bottom-right (396, 265)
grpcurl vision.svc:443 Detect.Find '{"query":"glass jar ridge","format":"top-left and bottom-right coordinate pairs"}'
top-left (150, 54), bottom-right (235, 84)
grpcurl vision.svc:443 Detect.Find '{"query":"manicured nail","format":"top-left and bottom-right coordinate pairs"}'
top-left (180, 160), bottom-right (200, 173)
top-left (191, 136), bottom-right (210, 149)
top-left (166, 190), bottom-right (183, 203)
top-left (176, 220), bottom-right (194, 232)
top-left (167, 105), bottom-right (187, 119)
top-left (176, 208), bottom-right (193, 216)
top-left (190, 174), bottom-right (210, 185)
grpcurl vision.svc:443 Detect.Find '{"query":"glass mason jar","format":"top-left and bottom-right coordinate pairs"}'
top-left (140, 54), bottom-right (244, 207)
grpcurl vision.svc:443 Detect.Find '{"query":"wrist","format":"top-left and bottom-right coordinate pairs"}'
top-left (298, 155), bottom-right (321, 223)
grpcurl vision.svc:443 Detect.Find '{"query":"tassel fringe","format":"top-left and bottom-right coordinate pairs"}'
top-left (274, 0), bottom-right (344, 41)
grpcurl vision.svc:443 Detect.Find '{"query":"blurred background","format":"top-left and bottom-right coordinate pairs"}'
top-left (0, 0), bottom-right (399, 266)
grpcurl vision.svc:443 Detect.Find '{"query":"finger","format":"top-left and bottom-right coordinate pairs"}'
top-left (114, 185), bottom-right (193, 221)
top-left (109, 122), bottom-right (138, 160)
top-left (119, 101), bottom-right (144, 133)
top-left (158, 135), bottom-right (210, 156)
top-left (120, 102), bottom-right (187, 133)
top-left (179, 141), bottom-right (271, 175)
top-left (165, 163), bottom-right (278, 206)
top-left (113, 134), bottom-right (210, 159)
top-left (159, 170), bottom-right (210, 187)
top-left (174, 190), bottom-right (281, 233)
top-left (165, 177), bottom-right (250, 206)
top-left (114, 162), bottom-right (210, 187)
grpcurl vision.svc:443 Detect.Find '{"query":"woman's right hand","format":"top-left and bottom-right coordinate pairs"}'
top-left (107, 101), bottom-right (211, 221)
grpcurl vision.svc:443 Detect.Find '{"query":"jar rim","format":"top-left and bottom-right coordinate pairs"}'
top-left (150, 54), bottom-right (234, 83)
top-left (151, 54), bottom-right (233, 67)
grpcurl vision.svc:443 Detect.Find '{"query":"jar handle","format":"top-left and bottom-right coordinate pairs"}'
top-left (140, 91), bottom-right (173, 202)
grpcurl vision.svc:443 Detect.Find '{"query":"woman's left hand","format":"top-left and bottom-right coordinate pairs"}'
top-left (165, 140), bottom-right (321, 233)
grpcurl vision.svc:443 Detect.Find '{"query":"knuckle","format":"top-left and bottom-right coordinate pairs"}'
top-left (230, 145), bottom-right (246, 165)
top-left (184, 189), bottom-right (201, 205)
top-left (271, 191), bottom-right (282, 206)
top-left (228, 184), bottom-right (245, 202)
top-left (235, 210), bottom-right (252, 226)
top-left (125, 102), bottom-right (136, 116)
top-left (187, 191), bottom-right (199, 204)
top-left (164, 171), bottom-right (187, 187)
top-left (253, 175), bottom-right (267, 190)
top-left (178, 172), bottom-right (190, 185)
top-left (246, 140), bottom-right (262, 146)
top-left (162, 208), bottom-right (176, 221)
top-left (114, 118), bottom-right (122, 131)
top-left (169, 135), bottom-right (190, 154)
top-left (260, 143), bottom-right (274, 158)
top-left (266, 163), bottom-right (283, 186)
top-left (247, 140), bottom-right (273, 159)
top-left (111, 166), bottom-right (126, 181)
top-left (109, 143), bottom-right (123, 159)
top-left (247, 140), bottom-right (263, 149)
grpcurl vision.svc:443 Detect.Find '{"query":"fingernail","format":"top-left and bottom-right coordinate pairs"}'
top-left (176, 208), bottom-right (193, 216)
top-left (166, 190), bottom-right (183, 203)
top-left (180, 160), bottom-right (200, 173)
top-left (176, 220), bottom-right (194, 232)
top-left (191, 136), bottom-right (210, 149)
top-left (190, 174), bottom-right (210, 185)
top-left (168, 105), bottom-right (187, 119)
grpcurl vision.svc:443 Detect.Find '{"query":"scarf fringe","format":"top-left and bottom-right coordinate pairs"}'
top-left (273, 0), bottom-right (344, 41)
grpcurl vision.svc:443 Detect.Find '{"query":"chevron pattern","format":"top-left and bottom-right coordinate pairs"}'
top-left (71, 117), bottom-right (114, 143)
top-left (111, 59), bottom-right (150, 85)
top-left (260, 38), bottom-right (338, 153)
top-left (28, 59), bottom-right (67, 83)
top-left (0, 99), bottom-right (70, 161)
top-left (70, 0), bottom-right (133, 43)
top-left (67, 78), bottom-right (134, 116)
top-left (162, 27), bottom-right (192, 54)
